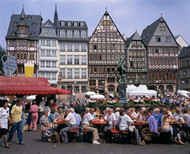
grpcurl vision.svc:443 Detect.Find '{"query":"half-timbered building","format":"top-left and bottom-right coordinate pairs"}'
top-left (178, 46), bottom-right (190, 90)
top-left (88, 11), bottom-right (125, 93)
top-left (6, 8), bottom-right (42, 76)
top-left (126, 31), bottom-right (147, 85)
top-left (141, 16), bottom-right (179, 93)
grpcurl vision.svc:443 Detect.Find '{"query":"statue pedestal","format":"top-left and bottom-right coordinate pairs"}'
top-left (118, 83), bottom-right (127, 104)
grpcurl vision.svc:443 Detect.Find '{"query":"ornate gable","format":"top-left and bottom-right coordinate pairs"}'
top-left (90, 11), bottom-right (125, 42)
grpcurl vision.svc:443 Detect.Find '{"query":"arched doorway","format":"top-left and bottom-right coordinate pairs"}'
top-left (149, 85), bottom-right (157, 90)
top-left (159, 85), bottom-right (164, 92)
top-left (166, 85), bottom-right (173, 92)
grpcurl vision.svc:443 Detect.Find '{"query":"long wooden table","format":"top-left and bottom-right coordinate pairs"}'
top-left (92, 119), bottom-right (108, 125)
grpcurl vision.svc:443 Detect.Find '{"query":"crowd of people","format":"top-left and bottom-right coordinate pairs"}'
top-left (0, 96), bottom-right (190, 148)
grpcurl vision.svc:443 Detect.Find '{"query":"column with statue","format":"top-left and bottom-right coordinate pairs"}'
top-left (117, 56), bottom-right (127, 104)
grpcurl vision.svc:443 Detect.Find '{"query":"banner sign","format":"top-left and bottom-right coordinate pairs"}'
top-left (1, 54), bottom-right (17, 76)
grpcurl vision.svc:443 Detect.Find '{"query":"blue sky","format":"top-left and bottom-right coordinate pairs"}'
top-left (0, 0), bottom-right (189, 48)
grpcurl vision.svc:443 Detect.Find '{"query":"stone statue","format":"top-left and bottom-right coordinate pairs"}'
top-left (117, 56), bottom-right (127, 84)
top-left (117, 56), bottom-right (127, 104)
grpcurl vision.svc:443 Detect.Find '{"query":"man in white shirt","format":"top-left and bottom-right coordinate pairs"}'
top-left (82, 107), bottom-right (100, 144)
top-left (119, 109), bottom-right (144, 145)
top-left (131, 108), bottom-right (138, 119)
top-left (115, 107), bottom-right (120, 128)
top-left (104, 108), bottom-right (116, 140)
top-left (60, 109), bottom-right (78, 143)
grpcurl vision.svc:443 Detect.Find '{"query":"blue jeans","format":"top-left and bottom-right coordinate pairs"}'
top-left (8, 121), bottom-right (23, 143)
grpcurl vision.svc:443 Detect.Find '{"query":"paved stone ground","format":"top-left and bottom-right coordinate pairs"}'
top-left (0, 131), bottom-right (189, 154)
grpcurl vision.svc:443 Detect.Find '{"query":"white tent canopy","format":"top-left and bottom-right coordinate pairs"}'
top-left (127, 85), bottom-right (157, 97)
top-left (126, 84), bottom-right (137, 92)
top-left (90, 94), bottom-right (105, 100)
top-left (85, 91), bottom-right (96, 96)
top-left (177, 90), bottom-right (190, 98)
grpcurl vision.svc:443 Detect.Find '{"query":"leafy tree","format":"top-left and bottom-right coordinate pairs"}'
top-left (0, 45), bottom-right (6, 74)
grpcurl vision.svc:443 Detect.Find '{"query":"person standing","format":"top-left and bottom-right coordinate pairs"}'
top-left (7, 99), bottom-right (24, 145)
top-left (30, 100), bottom-right (39, 131)
top-left (0, 100), bottom-right (11, 148)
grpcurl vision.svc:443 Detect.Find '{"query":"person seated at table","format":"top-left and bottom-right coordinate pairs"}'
top-left (166, 106), bottom-right (172, 118)
top-left (55, 107), bottom-right (64, 119)
top-left (136, 107), bottom-right (145, 122)
top-left (39, 110), bottom-right (53, 142)
top-left (59, 109), bottom-right (78, 143)
top-left (182, 108), bottom-right (190, 138)
top-left (48, 108), bottom-right (56, 124)
top-left (70, 108), bottom-right (80, 126)
top-left (152, 108), bottom-right (162, 128)
top-left (94, 107), bottom-right (100, 118)
top-left (183, 108), bottom-right (189, 122)
top-left (90, 108), bottom-right (96, 119)
top-left (186, 115), bottom-right (190, 136)
top-left (119, 109), bottom-right (144, 146)
top-left (131, 108), bottom-right (138, 119)
top-left (104, 108), bottom-right (116, 141)
top-left (82, 107), bottom-right (100, 144)
top-left (146, 110), bottom-right (158, 134)
top-left (75, 110), bottom-right (82, 124)
top-left (115, 107), bottom-right (120, 128)
top-left (103, 107), bottom-right (109, 116)
top-left (161, 109), bottom-right (184, 145)
top-left (173, 108), bottom-right (185, 123)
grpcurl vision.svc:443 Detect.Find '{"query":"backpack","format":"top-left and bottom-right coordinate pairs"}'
top-left (51, 131), bottom-right (60, 143)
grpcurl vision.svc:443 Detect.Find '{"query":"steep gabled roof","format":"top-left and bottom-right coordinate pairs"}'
top-left (6, 9), bottom-right (42, 40)
top-left (126, 31), bottom-right (142, 47)
top-left (141, 16), bottom-right (179, 47)
top-left (141, 17), bottom-right (164, 46)
top-left (179, 46), bottom-right (190, 59)
top-left (42, 19), bottom-right (56, 28)
top-left (89, 11), bottom-right (125, 42)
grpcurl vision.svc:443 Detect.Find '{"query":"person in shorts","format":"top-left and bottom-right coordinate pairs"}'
top-left (0, 100), bottom-right (11, 148)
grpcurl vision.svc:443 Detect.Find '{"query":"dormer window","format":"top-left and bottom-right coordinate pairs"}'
top-left (14, 21), bottom-right (18, 26)
top-left (32, 22), bottom-right (36, 27)
top-left (74, 22), bottom-right (77, 26)
top-left (11, 31), bottom-right (16, 36)
top-left (67, 22), bottom-right (71, 26)
top-left (30, 32), bottom-right (35, 36)
top-left (80, 22), bottom-right (84, 27)
top-left (27, 16), bottom-right (32, 20)
top-left (61, 21), bottom-right (65, 26)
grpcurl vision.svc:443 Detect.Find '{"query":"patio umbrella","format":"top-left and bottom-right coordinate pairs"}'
top-left (85, 91), bottom-right (96, 96)
top-left (90, 94), bottom-right (105, 100)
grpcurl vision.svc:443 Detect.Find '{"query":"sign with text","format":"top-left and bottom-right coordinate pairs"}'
top-left (1, 54), bottom-right (17, 76)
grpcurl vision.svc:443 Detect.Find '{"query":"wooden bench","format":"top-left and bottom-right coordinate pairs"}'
top-left (120, 131), bottom-right (129, 134)
top-left (83, 129), bottom-right (90, 133)
top-left (39, 129), bottom-right (46, 142)
top-left (68, 128), bottom-right (79, 142)
top-left (82, 129), bottom-right (92, 142)
top-left (158, 129), bottom-right (171, 144)
top-left (111, 129), bottom-right (119, 143)
top-left (69, 128), bottom-right (79, 133)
